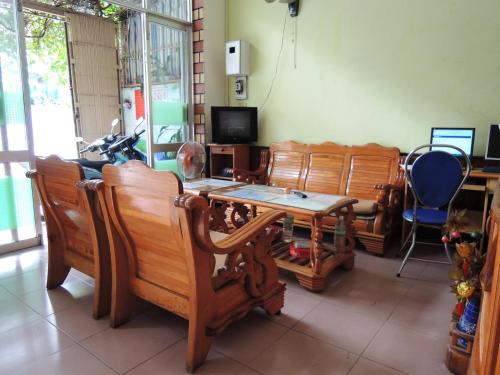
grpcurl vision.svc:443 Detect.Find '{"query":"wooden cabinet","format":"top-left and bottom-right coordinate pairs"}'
top-left (469, 180), bottom-right (500, 374)
top-left (209, 144), bottom-right (249, 180)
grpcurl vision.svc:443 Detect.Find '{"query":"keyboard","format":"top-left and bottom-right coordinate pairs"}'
top-left (482, 166), bottom-right (500, 173)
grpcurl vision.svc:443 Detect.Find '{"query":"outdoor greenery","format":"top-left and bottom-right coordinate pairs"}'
top-left (24, 1), bottom-right (124, 86)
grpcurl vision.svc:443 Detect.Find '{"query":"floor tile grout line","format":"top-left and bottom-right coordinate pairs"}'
top-left (351, 282), bottom-right (412, 375)
top-left (288, 324), bottom-right (360, 357)
top-left (121, 336), bottom-right (187, 374)
top-left (212, 348), bottom-right (265, 375)
top-left (243, 323), bottom-right (292, 371)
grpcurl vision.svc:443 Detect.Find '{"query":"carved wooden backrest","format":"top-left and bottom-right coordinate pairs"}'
top-left (33, 155), bottom-right (96, 268)
top-left (98, 161), bottom-right (192, 297)
top-left (303, 143), bottom-right (351, 195)
top-left (345, 144), bottom-right (401, 200)
top-left (267, 141), bottom-right (401, 199)
top-left (267, 142), bottom-right (308, 189)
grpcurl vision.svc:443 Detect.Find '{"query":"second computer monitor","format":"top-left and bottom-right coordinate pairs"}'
top-left (430, 127), bottom-right (475, 157)
top-left (485, 124), bottom-right (500, 160)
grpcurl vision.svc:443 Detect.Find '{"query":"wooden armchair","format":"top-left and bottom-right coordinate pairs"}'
top-left (88, 161), bottom-right (286, 372)
top-left (27, 155), bottom-right (111, 319)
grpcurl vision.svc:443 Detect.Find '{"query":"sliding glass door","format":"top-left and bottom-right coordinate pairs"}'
top-left (0, 0), bottom-right (41, 253)
top-left (143, 15), bottom-right (192, 173)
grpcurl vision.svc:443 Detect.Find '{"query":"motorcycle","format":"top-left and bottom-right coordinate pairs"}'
top-left (74, 118), bottom-right (146, 179)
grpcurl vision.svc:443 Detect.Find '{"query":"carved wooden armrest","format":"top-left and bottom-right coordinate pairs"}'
top-left (76, 180), bottom-right (106, 222)
top-left (230, 150), bottom-right (269, 184)
top-left (374, 183), bottom-right (403, 210)
top-left (231, 167), bottom-right (267, 184)
top-left (176, 194), bottom-right (285, 254)
top-left (175, 194), bottom-right (286, 296)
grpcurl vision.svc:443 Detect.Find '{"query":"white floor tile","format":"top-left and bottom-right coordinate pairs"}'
top-left (249, 329), bottom-right (358, 375)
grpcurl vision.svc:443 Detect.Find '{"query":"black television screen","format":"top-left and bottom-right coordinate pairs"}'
top-left (211, 107), bottom-right (257, 144)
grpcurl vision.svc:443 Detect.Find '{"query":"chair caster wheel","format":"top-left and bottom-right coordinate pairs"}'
top-left (396, 273), bottom-right (401, 278)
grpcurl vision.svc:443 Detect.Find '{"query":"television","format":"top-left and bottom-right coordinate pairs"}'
top-left (485, 124), bottom-right (500, 160)
top-left (211, 106), bottom-right (257, 144)
top-left (430, 127), bottom-right (475, 157)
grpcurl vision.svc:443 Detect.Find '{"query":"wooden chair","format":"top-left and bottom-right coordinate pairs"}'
top-left (87, 161), bottom-right (286, 372)
top-left (27, 155), bottom-right (111, 319)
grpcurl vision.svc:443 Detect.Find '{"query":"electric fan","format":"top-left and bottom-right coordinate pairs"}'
top-left (176, 141), bottom-right (206, 180)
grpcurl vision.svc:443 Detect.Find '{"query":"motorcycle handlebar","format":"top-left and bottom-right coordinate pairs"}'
top-left (101, 130), bottom-right (144, 155)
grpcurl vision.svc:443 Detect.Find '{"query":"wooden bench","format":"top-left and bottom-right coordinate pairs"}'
top-left (233, 141), bottom-right (405, 255)
top-left (87, 161), bottom-right (286, 372)
top-left (27, 155), bottom-right (111, 319)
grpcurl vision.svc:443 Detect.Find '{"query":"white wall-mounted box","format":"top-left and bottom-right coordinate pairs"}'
top-left (225, 40), bottom-right (250, 76)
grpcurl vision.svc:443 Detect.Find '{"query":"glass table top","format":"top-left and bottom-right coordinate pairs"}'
top-left (210, 184), bottom-right (354, 213)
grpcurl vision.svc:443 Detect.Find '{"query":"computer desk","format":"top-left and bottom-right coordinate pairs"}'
top-left (401, 169), bottom-right (499, 250)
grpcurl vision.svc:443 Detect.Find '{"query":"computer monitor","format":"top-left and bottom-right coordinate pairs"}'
top-left (485, 124), bottom-right (500, 160)
top-left (430, 127), bottom-right (475, 157)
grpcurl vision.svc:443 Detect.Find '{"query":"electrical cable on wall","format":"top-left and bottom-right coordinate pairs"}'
top-left (293, 16), bottom-right (298, 69)
top-left (260, 9), bottom-right (288, 111)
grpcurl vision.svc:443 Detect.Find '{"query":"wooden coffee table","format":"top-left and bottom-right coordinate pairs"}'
top-left (208, 184), bottom-right (358, 292)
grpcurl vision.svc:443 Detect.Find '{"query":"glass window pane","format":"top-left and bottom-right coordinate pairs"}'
top-left (119, 11), bottom-right (146, 135)
top-left (154, 151), bottom-right (178, 173)
top-left (150, 23), bottom-right (188, 146)
top-left (0, 162), bottom-right (36, 245)
top-left (148, 0), bottom-right (191, 21)
top-left (0, 0), bottom-right (28, 152)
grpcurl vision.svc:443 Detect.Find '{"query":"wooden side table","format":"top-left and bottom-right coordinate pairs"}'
top-left (208, 144), bottom-right (249, 181)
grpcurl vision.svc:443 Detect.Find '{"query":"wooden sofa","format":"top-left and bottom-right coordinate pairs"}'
top-left (27, 155), bottom-right (111, 319)
top-left (87, 161), bottom-right (286, 372)
top-left (233, 141), bottom-right (405, 255)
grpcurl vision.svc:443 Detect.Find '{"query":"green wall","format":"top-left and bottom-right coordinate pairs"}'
top-left (227, 0), bottom-right (500, 155)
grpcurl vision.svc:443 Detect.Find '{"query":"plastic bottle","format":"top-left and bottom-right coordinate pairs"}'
top-left (334, 216), bottom-right (346, 252)
top-left (283, 215), bottom-right (294, 243)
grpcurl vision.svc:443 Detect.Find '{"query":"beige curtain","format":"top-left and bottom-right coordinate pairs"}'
top-left (66, 13), bottom-right (121, 159)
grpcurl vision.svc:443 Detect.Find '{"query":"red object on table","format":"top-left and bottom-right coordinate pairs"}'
top-left (290, 241), bottom-right (310, 259)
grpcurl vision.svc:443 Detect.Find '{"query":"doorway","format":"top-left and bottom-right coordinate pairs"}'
top-left (23, 11), bottom-right (77, 159)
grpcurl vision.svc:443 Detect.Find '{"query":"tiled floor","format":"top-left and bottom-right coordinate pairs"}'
top-left (0, 237), bottom-right (454, 374)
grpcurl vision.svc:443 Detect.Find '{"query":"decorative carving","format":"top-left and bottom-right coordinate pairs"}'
top-left (232, 149), bottom-right (269, 185)
top-left (214, 227), bottom-right (279, 296)
top-left (311, 216), bottom-right (324, 274)
top-left (208, 199), bottom-right (230, 233)
top-left (176, 194), bottom-right (285, 297)
top-left (230, 203), bottom-right (250, 229)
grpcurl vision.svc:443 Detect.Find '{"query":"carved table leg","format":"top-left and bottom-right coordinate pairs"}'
top-left (230, 203), bottom-right (250, 229)
top-left (333, 204), bottom-right (356, 271)
top-left (291, 215), bottom-right (328, 292)
top-left (311, 215), bottom-right (324, 275)
top-left (209, 199), bottom-right (230, 233)
top-left (343, 204), bottom-right (356, 253)
top-left (295, 274), bottom-right (328, 292)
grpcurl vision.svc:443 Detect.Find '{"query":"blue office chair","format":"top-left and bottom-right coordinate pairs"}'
top-left (397, 144), bottom-right (471, 277)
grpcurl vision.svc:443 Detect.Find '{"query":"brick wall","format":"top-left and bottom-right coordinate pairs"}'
top-left (193, 0), bottom-right (205, 144)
